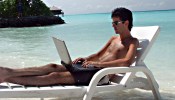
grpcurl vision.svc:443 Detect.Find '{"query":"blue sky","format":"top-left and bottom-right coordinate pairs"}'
top-left (42, 0), bottom-right (175, 15)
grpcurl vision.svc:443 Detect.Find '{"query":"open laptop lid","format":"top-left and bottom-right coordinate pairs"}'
top-left (52, 37), bottom-right (72, 65)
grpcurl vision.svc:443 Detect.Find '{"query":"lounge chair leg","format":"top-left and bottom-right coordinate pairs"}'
top-left (144, 69), bottom-right (161, 100)
top-left (83, 92), bottom-right (93, 100)
top-left (83, 94), bottom-right (92, 100)
top-left (152, 86), bottom-right (161, 100)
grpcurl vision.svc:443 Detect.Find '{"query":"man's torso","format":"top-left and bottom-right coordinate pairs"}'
top-left (98, 36), bottom-right (130, 62)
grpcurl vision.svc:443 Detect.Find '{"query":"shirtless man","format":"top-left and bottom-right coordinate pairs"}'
top-left (0, 7), bottom-right (139, 86)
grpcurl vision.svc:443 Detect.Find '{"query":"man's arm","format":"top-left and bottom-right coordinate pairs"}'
top-left (72, 36), bottom-right (115, 64)
top-left (92, 38), bottom-right (139, 68)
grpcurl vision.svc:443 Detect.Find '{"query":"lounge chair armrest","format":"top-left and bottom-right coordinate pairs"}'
top-left (87, 66), bottom-right (158, 93)
top-left (83, 66), bottom-right (160, 100)
top-left (89, 67), bottom-right (130, 87)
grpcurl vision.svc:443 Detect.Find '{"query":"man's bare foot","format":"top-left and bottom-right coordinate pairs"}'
top-left (0, 67), bottom-right (13, 83)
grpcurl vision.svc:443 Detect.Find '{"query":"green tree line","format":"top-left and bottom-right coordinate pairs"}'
top-left (0, 0), bottom-right (53, 18)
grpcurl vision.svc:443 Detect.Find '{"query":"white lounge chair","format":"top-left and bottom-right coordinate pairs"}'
top-left (0, 26), bottom-right (161, 100)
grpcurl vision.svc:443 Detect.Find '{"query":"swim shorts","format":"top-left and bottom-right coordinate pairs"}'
top-left (71, 69), bottom-right (100, 85)
top-left (61, 61), bottom-right (101, 85)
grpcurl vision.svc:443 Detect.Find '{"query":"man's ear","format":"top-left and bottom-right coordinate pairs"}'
top-left (124, 20), bottom-right (129, 26)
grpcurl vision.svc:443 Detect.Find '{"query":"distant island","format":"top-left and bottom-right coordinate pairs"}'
top-left (0, 0), bottom-right (65, 28)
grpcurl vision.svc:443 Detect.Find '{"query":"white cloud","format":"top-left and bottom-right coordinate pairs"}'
top-left (42, 0), bottom-right (175, 15)
top-left (159, 1), bottom-right (165, 6)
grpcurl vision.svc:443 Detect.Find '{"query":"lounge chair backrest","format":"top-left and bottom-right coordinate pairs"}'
top-left (131, 26), bottom-right (160, 66)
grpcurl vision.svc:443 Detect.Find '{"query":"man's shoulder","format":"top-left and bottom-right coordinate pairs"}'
top-left (131, 37), bottom-right (139, 45)
top-left (111, 36), bottom-right (119, 40)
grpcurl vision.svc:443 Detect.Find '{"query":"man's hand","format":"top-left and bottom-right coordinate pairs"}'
top-left (82, 61), bottom-right (100, 68)
top-left (72, 57), bottom-right (86, 64)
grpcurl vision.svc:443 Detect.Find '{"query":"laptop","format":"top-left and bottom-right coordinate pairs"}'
top-left (52, 37), bottom-right (100, 72)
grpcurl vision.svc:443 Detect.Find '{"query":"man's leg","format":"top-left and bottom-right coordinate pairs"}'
top-left (15, 63), bottom-right (67, 75)
top-left (0, 63), bottom-right (67, 82)
top-left (5, 71), bottom-right (75, 86)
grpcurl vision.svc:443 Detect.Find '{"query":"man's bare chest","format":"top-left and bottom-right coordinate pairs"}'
top-left (107, 39), bottom-right (128, 57)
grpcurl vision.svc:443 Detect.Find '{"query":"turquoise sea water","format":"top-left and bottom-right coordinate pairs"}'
top-left (0, 10), bottom-right (175, 100)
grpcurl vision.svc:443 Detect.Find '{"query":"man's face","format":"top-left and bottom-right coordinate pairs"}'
top-left (112, 17), bottom-right (125, 34)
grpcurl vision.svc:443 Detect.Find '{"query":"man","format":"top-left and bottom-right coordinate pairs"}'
top-left (0, 7), bottom-right (139, 86)
top-left (17, 0), bottom-right (23, 18)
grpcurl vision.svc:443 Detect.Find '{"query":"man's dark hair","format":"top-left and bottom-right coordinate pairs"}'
top-left (111, 7), bottom-right (133, 31)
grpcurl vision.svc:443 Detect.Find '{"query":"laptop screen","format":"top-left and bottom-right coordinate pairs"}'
top-left (52, 37), bottom-right (72, 65)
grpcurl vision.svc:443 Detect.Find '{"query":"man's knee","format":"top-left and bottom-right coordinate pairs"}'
top-left (47, 63), bottom-right (59, 69)
top-left (45, 63), bottom-right (66, 72)
top-left (49, 72), bottom-right (61, 77)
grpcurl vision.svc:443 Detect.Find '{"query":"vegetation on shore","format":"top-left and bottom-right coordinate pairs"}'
top-left (0, 0), bottom-right (65, 28)
top-left (0, 0), bottom-right (53, 18)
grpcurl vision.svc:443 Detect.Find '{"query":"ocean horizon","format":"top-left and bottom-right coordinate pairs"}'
top-left (0, 10), bottom-right (175, 100)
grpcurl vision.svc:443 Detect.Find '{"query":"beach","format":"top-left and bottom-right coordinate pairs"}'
top-left (0, 10), bottom-right (175, 100)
